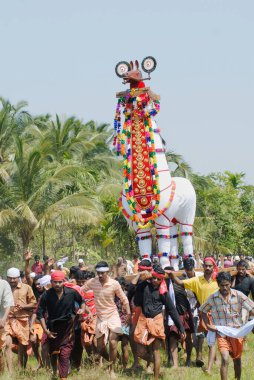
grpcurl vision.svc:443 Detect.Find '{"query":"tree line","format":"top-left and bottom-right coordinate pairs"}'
top-left (0, 98), bottom-right (253, 269)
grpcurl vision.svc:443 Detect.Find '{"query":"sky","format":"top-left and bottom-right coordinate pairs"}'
top-left (0, 0), bottom-right (253, 183)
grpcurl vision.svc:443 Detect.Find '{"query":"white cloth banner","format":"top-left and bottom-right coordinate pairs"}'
top-left (207, 319), bottom-right (254, 346)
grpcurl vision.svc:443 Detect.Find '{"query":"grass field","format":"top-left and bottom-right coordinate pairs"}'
top-left (1, 334), bottom-right (254, 380)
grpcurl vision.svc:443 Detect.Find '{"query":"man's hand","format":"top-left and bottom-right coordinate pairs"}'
top-left (180, 332), bottom-right (186, 343)
top-left (29, 325), bottom-right (35, 335)
top-left (15, 304), bottom-right (23, 311)
top-left (24, 250), bottom-right (32, 261)
top-left (207, 324), bottom-right (217, 332)
top-left (46, 330), bottom-right (57, 339)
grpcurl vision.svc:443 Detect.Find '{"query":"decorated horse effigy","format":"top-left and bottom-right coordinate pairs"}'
top-left (114, 57), bottom-right (196, 270)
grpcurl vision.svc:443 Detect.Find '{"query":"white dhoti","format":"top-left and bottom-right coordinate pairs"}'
top-left (96, 310), bottom-right (123, 344)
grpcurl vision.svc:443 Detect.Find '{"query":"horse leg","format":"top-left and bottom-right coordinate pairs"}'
top-left (135, 228), bottom-right (152, 260)
top-left (168, 224), bottom-right (180, 270)
top-left (179, 224), bottom-right (194, 259)
top-left (154, 217), bottom-right (172, 268)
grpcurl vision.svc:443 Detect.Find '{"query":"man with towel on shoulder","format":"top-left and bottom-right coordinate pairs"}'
top-left (134, 264), bottom-right (185, 380)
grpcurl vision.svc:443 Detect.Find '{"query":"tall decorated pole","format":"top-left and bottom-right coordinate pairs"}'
top-left (114, 57), bottom-right (196, 270)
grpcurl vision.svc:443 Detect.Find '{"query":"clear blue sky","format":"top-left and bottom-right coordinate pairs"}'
top-left (1, 0), bottom-right (253, 183)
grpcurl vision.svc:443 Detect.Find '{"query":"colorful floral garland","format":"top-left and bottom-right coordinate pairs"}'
top-left (114, 90), bottom-right (176, 229)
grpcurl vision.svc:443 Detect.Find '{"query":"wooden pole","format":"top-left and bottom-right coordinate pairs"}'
top-left (116, 87), bottom-right (160, 101)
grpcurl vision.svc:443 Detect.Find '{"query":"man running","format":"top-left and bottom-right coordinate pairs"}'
top-left (0, 277), bottom-right (14, 373)
top-left (200, 271), bottom-right (254, 380)
top-left (81, 261), bottom-right (131, 378)
top-left (37, 270), bottom-right (91, 380)
top-left (5, 267), bottom-right (36, 371)
top-left (134, 265), bottom-right (185, 380)
top-left (166, 256), bottom-right (219, 374)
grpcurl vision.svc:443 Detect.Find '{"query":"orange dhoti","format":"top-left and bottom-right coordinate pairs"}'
top-left (217, 335), bottom-right (244, 359)
top-left (31, 322), bottom-right (44, 342)
top-left (81, 316), bottom-right (96, 346)
top-left (134, 312), bottom-right (165, 346)
top-left (6, 318), bottom-right (30, 345)
top-left (132, 306), bottom-right (141, 327)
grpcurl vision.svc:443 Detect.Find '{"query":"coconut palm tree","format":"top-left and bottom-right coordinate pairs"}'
top-left (0, 98), bottom-right (31, 163)
top-left (0, 136), bottom-right (103, 251)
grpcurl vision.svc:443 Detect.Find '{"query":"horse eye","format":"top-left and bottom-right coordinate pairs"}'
top-left (115, 61), bottom-right (131, 78)
top-left (141, 56), bottom-right (157, 73)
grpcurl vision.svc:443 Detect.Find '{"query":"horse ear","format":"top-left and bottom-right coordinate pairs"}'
top-left (135, 60), bottom-right (139, 70)
top-left (130, 61), bottom-right (134, 70)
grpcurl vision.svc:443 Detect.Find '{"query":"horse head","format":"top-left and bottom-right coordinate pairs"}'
top-left (123, 60), bottom-right (144, 88)
top-left (115, 57), bottom-right (157, 89)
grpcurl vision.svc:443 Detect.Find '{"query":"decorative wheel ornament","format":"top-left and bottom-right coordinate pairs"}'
top-left (115, 61), bottom-right (131, 78)
top-left (141, 56), bottom-right (157, 73)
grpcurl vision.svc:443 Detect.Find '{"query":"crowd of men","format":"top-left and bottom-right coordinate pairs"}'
top-left (0, 252), bottom-right (254, 380)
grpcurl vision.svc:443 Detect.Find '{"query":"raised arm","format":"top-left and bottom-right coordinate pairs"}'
top-left (24, 250), bottom-right (33, 286)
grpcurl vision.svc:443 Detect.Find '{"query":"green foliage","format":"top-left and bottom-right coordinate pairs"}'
top-left (0, 98), bottom-right (253, 266)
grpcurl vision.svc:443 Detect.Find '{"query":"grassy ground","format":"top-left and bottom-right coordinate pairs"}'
top-left (1, 334), bottom-right (254, 380)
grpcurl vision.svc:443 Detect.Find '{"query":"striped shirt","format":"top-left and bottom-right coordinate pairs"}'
top-left (200, 289), bottom-right (254, 327)
top-left (82, 277), bottom-right (129, 319)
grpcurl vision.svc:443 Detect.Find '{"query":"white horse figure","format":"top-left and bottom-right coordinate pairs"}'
top-left (114, 58), bottom-right (196, 270)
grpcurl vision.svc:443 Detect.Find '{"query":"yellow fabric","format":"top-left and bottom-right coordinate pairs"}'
top-left (183, 275), bottom-right (218, 305)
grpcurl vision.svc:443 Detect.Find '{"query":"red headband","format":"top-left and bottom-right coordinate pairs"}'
top-left (204, 257), bottom-right (218, 280)
top-left (139, 265), bottom-right (152, 271)
top-left (204, 257), bottom-right (216, 266)
top-left (51, 270), bottom-right (65, 281)
top-left (151, 271), bottom-right (165, 279)
top-left (151, 271), bottom-right (168, 295)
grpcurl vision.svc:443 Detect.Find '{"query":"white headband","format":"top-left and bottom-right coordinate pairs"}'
top-left (37, 275), bottom-right (51, 287)
top-left (96, 267), bottom-right (109, 272)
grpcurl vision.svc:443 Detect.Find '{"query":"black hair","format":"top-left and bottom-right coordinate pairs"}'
top-left (152, 264), bottom-right (165, 275)
top-left (95, 261), bottom-right (109, 270)
top-left (34, 274), bottom-right (43, 282)
top-left (43, 255), bottom-right (49, 261)
top-left (69, 266), bottom-right (80, 276)
top-left (34, 255), bottom-right (40, 260)
top-left (236, 260), bottom-right (248, 269)
top-left (133, 254), bottom-right (139, 260)
top-left (115, 276), bottom-right (127, 288)
top-left (183, 258), bottom-right (195, 270)
top-left (216, 271), bottom-right (231, 284)
top-left (163, 266), bottom-right (175, 271)
top-left (83, 271), bottom-right (95, 280)
top-left (19, 270), bottom-right (25, 278)
top-left (74, 270), bottom-right (85, 281)
top-left (139, 259), bottom-right (152, 267)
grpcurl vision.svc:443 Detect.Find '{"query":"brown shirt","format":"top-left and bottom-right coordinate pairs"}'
top-left (11, 282), bottom-right (36, 319)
